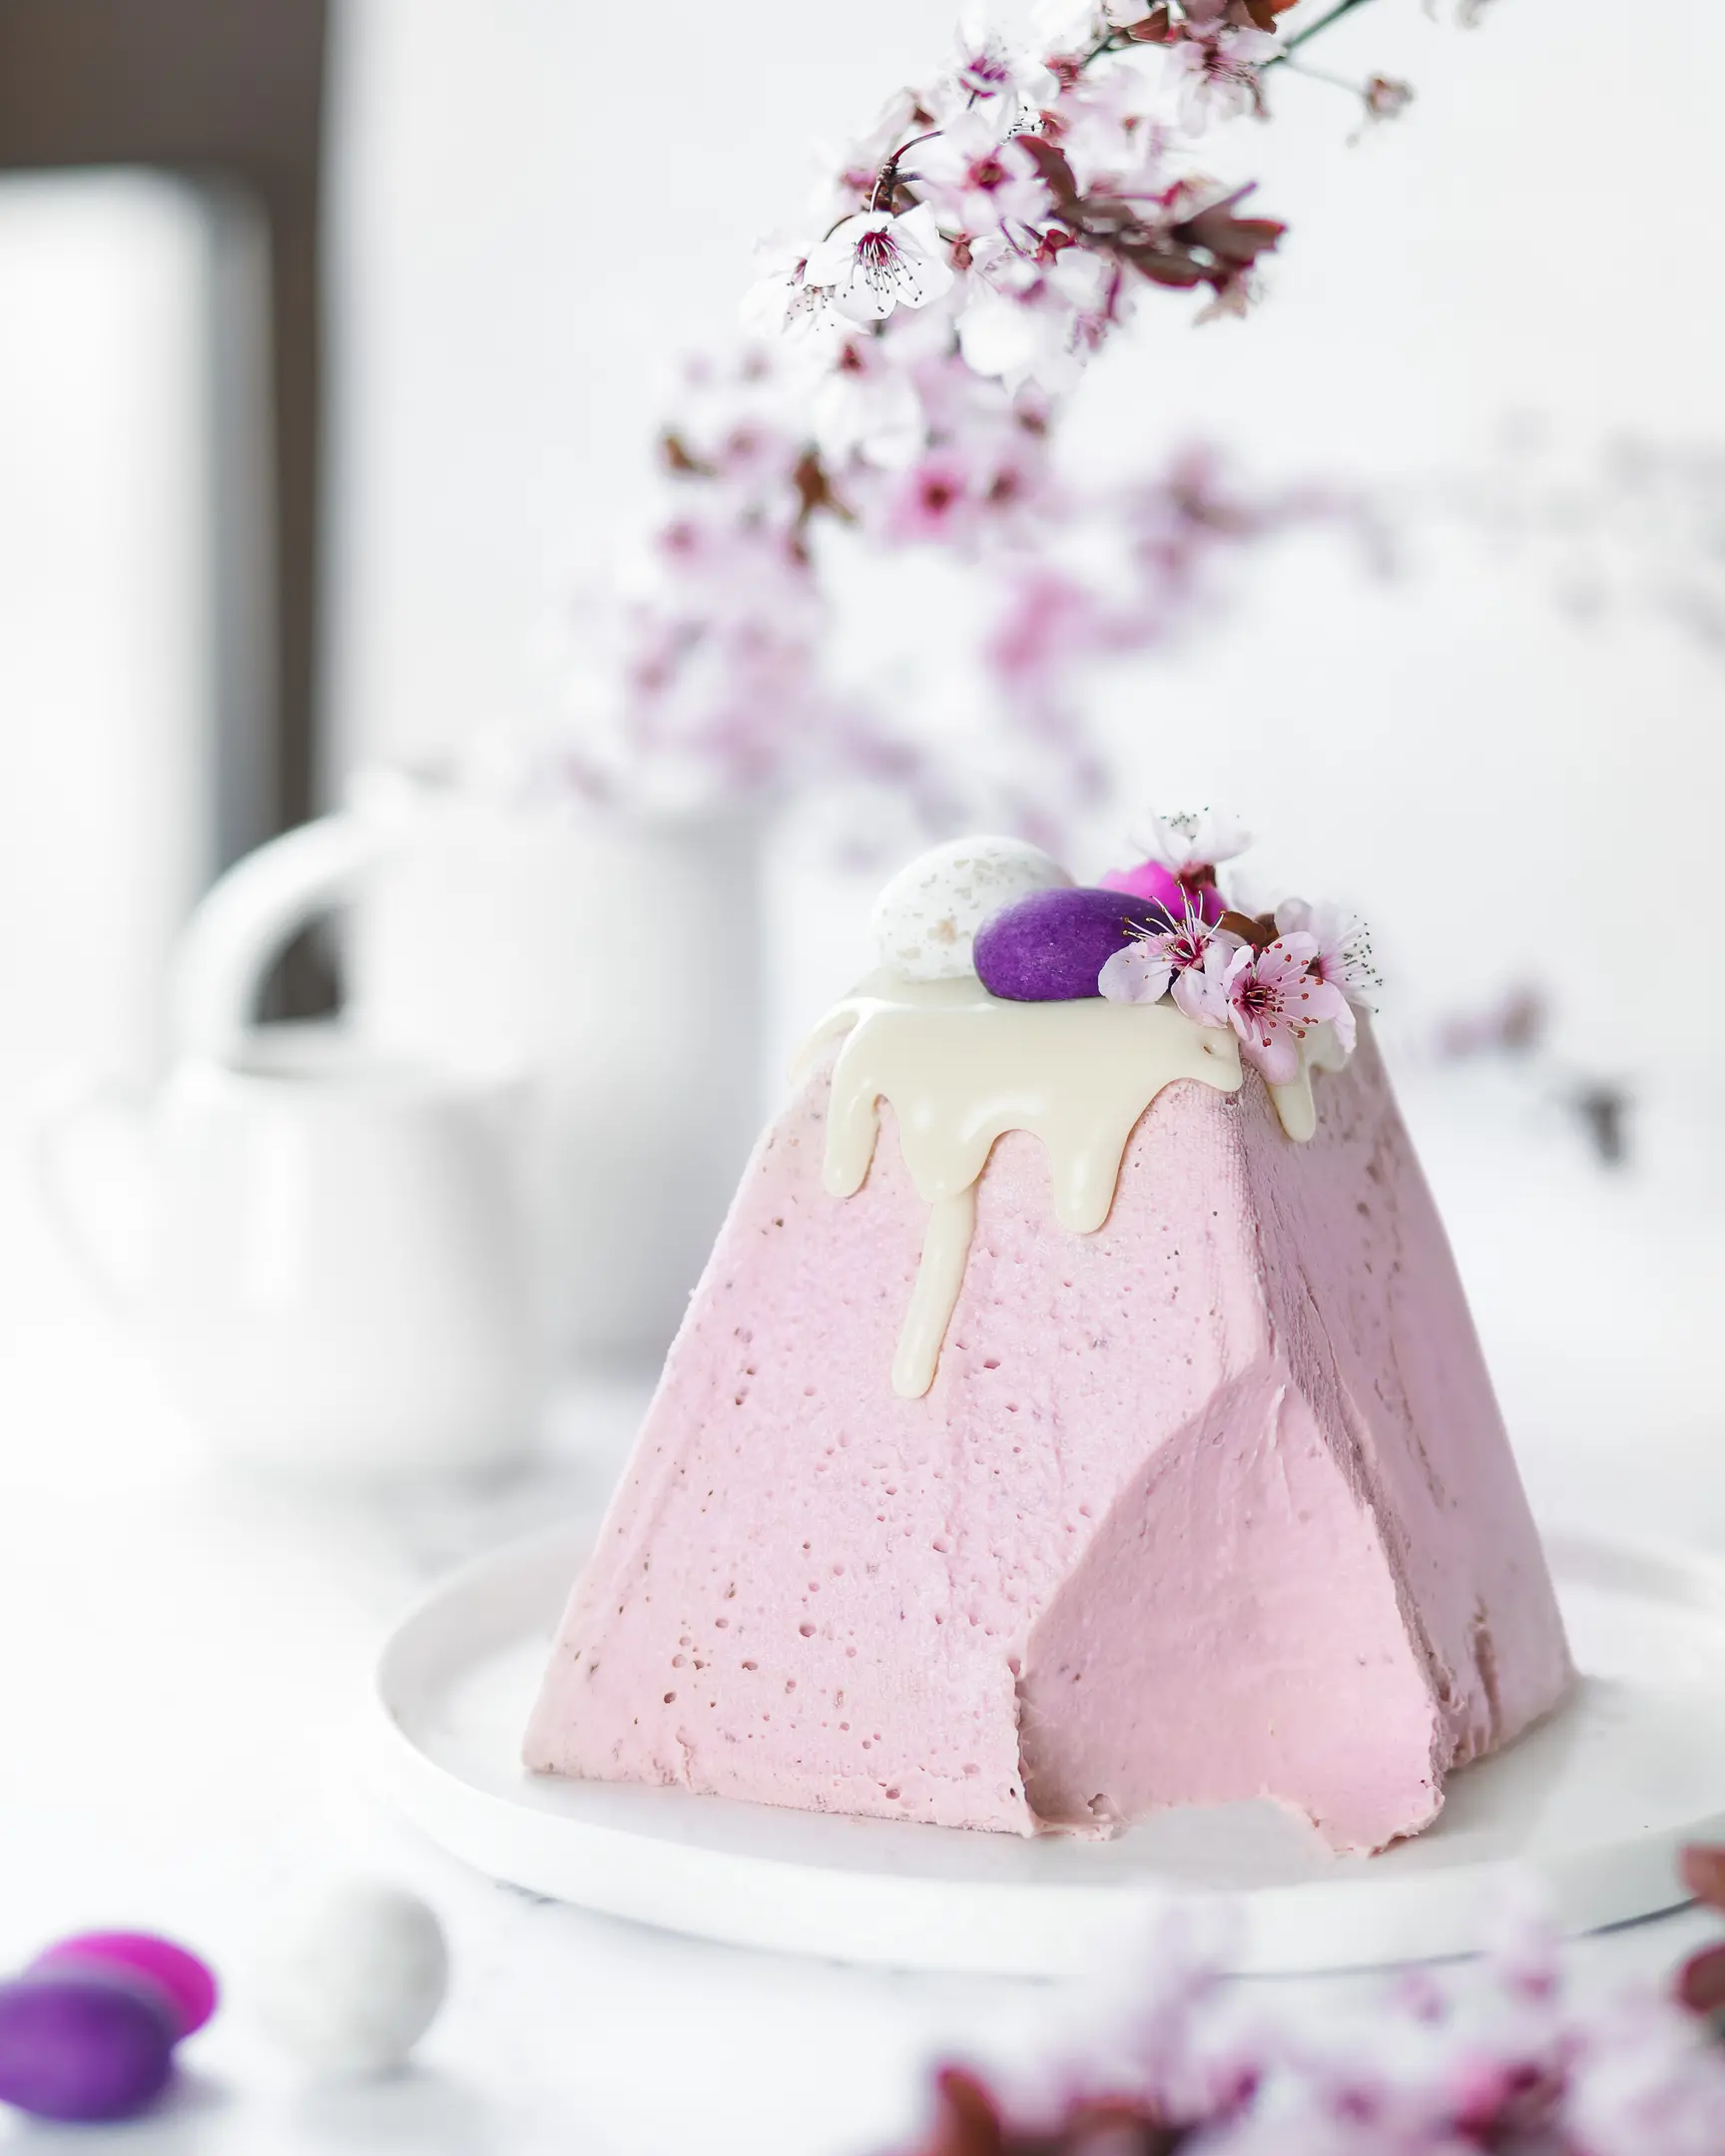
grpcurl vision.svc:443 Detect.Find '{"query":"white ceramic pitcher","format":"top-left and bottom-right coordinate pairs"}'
top-left (173, 770), bottom-right (766, 1364)
top-left (38, 1027), bottom-right (543, 1482)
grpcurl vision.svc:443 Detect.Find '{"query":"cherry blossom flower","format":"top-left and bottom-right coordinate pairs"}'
top-left (883, 453), bottom-right (980, 544)
top-left (815, 87), bottom-right (924, 220)
top-left (662, 347), bottom-right (811, 503)
top-left (1273, 895), bottom-right (1370, 971)
top-left (957, 283), bottom-right (1077, 392)
top-left (1102, 808), bottom-right (1250, 919)
top-left (740, 240), bottom-right (837, 340)
top-left (1218, 931), bottom-right (1346, 1084)
top-left (1162, 13), bottom-right (1282, 132)
top-left (1365, 72), bottom-right (1415, 122)
top-left (811, 340), bottom-right (926, 469)
top-left (1030, 0), bottom-right (1112, 44)
top-left (934, 5), bottom-right (1060, 138)
top-left (1097, 899), bottom-right (1239, 1013)
top-left (804, 203), bottom-right (955, 323)
top-left (983, 564), bottom-right (1110, 707)
top-left (958, 241), bottom-right (1119, 392)
top-left (1170, 928), bottom-right (1233, 1027)
top-left (915, 121), bottom-right (1051, 242)
top-left (1274, 894), bottom-right (1379, 1051)
top-left (1056, 55), bottom-right (1167, 194)
top-left (1148, 807), bottom-right (1253, 877)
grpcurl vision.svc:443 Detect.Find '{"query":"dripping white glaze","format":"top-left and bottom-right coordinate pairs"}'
top-left (1268, 1020), bottom-right (1350, 1141)
top-left (795, 973), bottom-right (1348, 1399)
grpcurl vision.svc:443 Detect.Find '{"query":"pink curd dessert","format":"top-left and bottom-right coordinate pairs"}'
top-left (524, 827), bottom-right (1572, 1854)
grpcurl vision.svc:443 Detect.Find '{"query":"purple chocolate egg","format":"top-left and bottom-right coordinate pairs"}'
top-left (974, 885), bottom-right (1175, 1002)
top-left (0, 1969), bottom-right (176, 2122)
top-left (33, 1932), bottom-right (217, 2041)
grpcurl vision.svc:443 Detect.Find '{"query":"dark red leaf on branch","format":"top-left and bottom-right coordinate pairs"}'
top-left (904, 2067), bottom-right (1192, 2156)
top-left (1682, 1844), bottom-right (1725, 1911)
top-left (1017, 135), bottom-right (1080, 211)
top-left (1176, 205), bottom-right (1286, 265)
top-left (1072, 196), bottom-right (1139, 239)
top-left (1678, 1944), bottom-right (1725, 2017)
top-left (1146, 256), bottom-right (1213, 288)
top-left (792, 450), bottom-right (851, 525)
top-left (923, 2069), bottom-right (1005, 2156)
top-left (1126, 5), bottom-right (1176, 41)
top-left (1118, 245), bottom-right (1210, 287)
top-left (660, 430), bottom-right (715, 478)
top-left (1675, 1844), bottom-right (1725, 2020)
top-left (1218, 909), bottom-right (1278, 950)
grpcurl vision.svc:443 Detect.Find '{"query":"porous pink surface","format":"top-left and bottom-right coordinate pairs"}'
top-left (524, 1026), bottom-right (1571, 1853)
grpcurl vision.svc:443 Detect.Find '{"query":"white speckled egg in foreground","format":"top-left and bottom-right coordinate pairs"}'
top-left (870, 835), bottom-right (1073, 982)
top-left (254, 1882), bottom-right (448, 2077)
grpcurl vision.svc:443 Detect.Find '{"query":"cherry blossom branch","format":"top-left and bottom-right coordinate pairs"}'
top-left (885, 1903), bottom-right (1725, 2155)
top-left (523, 2), bottom-right (1460, 830)
top-left (1265, 0), bottom-right (1382, 66)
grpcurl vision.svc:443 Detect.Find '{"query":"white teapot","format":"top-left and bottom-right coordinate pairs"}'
top-left (173, 771), bottom-right (767, 1365)
top-left (40, 860), bottom-right (544, 1481)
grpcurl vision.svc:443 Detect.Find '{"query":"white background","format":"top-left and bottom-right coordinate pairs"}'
top-left (0, 173), bottom-right (214, 1080)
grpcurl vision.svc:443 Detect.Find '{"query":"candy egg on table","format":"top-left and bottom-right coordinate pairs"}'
top-left (974, 885), bottom-right (1175, 1002)
top-left (0, 1968), bottom-right (178, 2123)
top-left (0, 1927), bottom-right (218, 2124)
top-left (254, 1882), bottom-right (448, 2076)
top-left (870, 835), bottom-right (1072, 982)
top-left (32, 1929), bottom-right (219, 2041)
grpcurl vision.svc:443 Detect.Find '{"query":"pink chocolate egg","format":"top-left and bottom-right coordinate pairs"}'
top-left (1099, 859), bottom-right (1224, 923)
top-left (32, 1933), bottom-right (217, 2041)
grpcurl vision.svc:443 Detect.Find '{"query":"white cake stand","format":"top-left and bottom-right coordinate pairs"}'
top-left (369, 1524), bottom-right (1725, 1976)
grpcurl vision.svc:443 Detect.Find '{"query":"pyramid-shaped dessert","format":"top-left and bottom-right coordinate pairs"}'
top-left (526, 826), bottom-right (1571, 1853)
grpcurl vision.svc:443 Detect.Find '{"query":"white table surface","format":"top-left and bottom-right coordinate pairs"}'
top-left (4, 1065), bottom-right (1724, 2154)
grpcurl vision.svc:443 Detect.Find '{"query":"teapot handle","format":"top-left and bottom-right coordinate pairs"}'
top-left (171, 811), bottom-right (403, 1061)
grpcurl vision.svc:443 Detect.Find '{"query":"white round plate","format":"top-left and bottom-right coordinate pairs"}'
top-left (371, 1525), bottom-right (1725, 1976)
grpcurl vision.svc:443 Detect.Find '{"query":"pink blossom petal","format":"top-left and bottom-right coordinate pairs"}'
top-left (1241, 1031), bottom-right (1302, 1087)
top-left (1098, 943), bottom-right (1173, 1004)
top-left (1259, 931), bottom-right (1319, 984)
top-left (1172, 963), bottom-right (1228, 1028)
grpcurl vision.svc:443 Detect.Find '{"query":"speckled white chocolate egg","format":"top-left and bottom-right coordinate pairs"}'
top-left (253, 1882), bottom-right (447, 2077)
top-left (870, 835), bottom-right (1073, 982)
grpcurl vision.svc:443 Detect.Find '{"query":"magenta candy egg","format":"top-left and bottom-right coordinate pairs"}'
top-left (0, 1969), bottom-right (176, 2122)
top-left (32, 1932), bottom-right (217, 2040)
top-left (974, 885), bottom-right (1175, 1002)
top-left (1100, 859), bottom-right (1224, 924)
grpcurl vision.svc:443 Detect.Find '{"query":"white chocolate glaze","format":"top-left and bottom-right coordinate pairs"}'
top-left (796, 974), bottom-right (1350, 1398)
top-left (893, 1187), bottom-right (978, 1399)
top-left (1271, 1021), bottom-right (1350, 1142)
